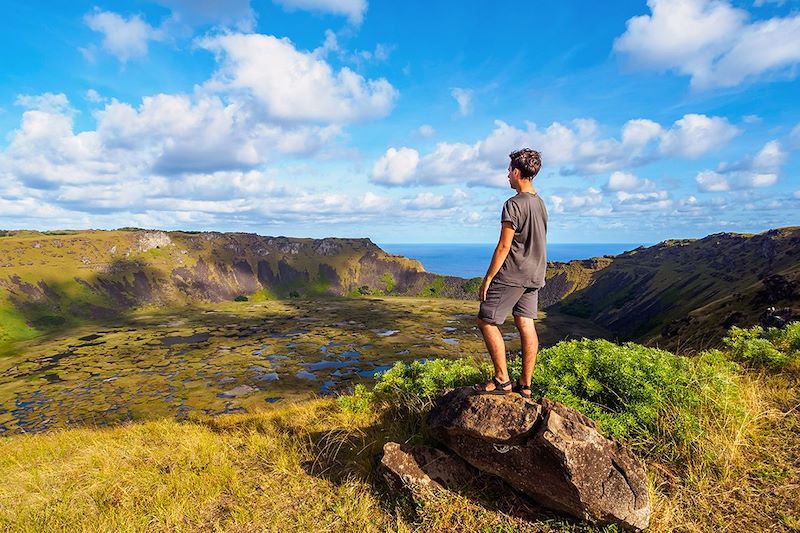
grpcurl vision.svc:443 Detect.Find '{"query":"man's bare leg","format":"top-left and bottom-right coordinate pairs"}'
top-left (476, 318), bottom-right (512, 391)
top-left (514, 315), bottom-right (539, 394)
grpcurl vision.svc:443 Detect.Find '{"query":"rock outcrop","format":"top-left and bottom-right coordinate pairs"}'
top-left (377, 442), bottom-right (476, 502)
top-left (427, 387), bottom-right (650, 531)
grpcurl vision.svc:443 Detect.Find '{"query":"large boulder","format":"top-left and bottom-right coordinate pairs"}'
top-left (427, 387), bottom-right (650, 531)
top-left (377, 442), bottom-right (476, 502)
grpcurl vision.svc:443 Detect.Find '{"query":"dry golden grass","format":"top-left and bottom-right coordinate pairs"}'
top-left (1, 371), bottom-right (798, 532)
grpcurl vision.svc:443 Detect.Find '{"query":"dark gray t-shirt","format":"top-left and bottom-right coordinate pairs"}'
top-left (493, 191), bottom-right (548, 288)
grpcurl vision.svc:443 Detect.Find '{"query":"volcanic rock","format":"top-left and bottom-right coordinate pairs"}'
top-left (427, 387), bottom-right (650, 531)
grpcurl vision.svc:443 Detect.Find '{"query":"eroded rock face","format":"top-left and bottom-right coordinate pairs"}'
top-left (427, 387), bottom-right (650, 531)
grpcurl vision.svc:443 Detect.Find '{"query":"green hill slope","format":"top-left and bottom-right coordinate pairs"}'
top-left (554, 227), bottom-right (800, 350)
top-left (0, 229), bottom-right (426, 349)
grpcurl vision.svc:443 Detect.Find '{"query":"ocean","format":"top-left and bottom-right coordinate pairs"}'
top-left (377, 243), bottom-right (650, 279)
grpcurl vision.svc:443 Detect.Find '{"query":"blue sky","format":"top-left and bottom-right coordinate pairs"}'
top-left (1, 0), bottom-right (798, 243)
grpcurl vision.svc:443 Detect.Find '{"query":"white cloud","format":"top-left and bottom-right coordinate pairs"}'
top-left (418, 124), bottom-right (435, 137)
top-left (451, 88), bottom-right (473, 117)
top-left (15, 93), bottom-right (71, 113)
top-left (272, 0), bottom-right (368, 25)
top-left (621, 119), bottom-right (663, 146)
top-left (794, 191), bottom-right (800, 199)
top-left (614, 0), bottom-right (800, 89)
top-left (371, 147), bottom-right (419, 185)
top-left (751, 140), bottom-right (787, 172)
top-left (418, 142), bottom-right (495, 185)
top-left (200, 33), bottom-right (397, 123)
top-left (549, 188), bottom-right (604, 215)
top-left (84, 10), bottom-right (163, 62)
top-left (696, 170), bottom-right (731, 192)
top-left (606, 171), bottom-right (656, 192)
top-left (85, 89), bottom-right (103, 103)
top-left (372, 113), bottom-right (738, 188)
top-left (614, 190), bottom-right (673, 211)
top-left (743, 114), bottom-right (761, 124)
top-left (696, 139), bottom-right (786, 192)
top-left (6, 30), bottom-right (397, 189)
top-left (659, 114), bottom-right (740, 158)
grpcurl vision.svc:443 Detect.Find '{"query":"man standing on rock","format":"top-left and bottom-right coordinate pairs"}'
top-left (474, 148), bottom-right (547, 398)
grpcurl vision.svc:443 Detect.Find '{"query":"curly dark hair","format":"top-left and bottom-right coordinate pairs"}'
top-left (509, 148), bottom-right (542, 179)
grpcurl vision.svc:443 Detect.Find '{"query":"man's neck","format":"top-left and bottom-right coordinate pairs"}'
top-left (515, 180), bottom-right (534, 194)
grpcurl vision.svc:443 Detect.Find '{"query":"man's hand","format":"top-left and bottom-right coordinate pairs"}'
top-left (479, 276), bottom-right (492, 302)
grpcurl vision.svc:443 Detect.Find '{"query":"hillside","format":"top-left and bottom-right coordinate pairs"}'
top-left (0, 229), bottom-right (434, 348)
top-left (553, 227), bottom-right (800, 350)
top-left (1, 227), bottom-right (798, 352)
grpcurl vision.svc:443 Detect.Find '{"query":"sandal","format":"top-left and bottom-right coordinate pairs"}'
top-left (513, 380), bottom-right (533, 399)
top-left (473, 376), bottom-right (513, 395)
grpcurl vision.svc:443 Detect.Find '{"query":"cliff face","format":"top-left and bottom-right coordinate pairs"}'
top-left (0, 229), bottom-right (427, 346)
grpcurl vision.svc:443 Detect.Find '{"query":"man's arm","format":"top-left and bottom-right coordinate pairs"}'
top-left (479, 222), bottom-right (515, 301)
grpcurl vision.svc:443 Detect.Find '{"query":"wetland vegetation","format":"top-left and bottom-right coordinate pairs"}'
top-left (0, 296), bottom-right (609, 436)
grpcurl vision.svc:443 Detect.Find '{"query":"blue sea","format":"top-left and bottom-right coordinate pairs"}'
top-left (377, 243), bottom-right (650, 279)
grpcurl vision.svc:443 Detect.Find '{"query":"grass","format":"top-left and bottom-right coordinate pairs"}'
top-left (1, 333), bottom-right (798, 531)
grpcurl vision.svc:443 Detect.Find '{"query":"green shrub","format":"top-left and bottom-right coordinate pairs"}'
top-left (786, 322), bottom-right (800, 353)
top-left (419, 276), bottom-right (445, 297)
top-left (234, 295), bottom-right (248, 302)
top-left (366, 359), bottom-right (485, 412)
top-left (340, 338), bottom-right (745, 465)
top-left (461, 277), bottom-right (482, 295)
top-left (336, 384), bottom-right (373, 413)
top-left (381, 272), bottom-right (395, 293)
top-left (722, 324), bottom-right (796, 369)
top-left (513, 339), bottom-right (741, 447)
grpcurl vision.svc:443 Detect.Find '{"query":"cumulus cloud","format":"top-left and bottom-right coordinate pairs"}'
top-left (658, 114), bottom-right (740, 158)
top-left (84, 10), bottom-right (164, 62)
top-left (695, 139), bottom-right (786, 191)
top-left (451, 88), bottom-right (473, 116)
top-left (400, 189), bottom-right (468, 211)
top-left (614, 0), bottom-right (800, 89)
top-left (371, 113), bottom-right (737, 187)
top-left (549, 188), bottom-right (604, 214)
top-left (272, 0), bottom-right (368, 25)
top-left (613, 190), bottom-right (673, 211)
top-left (200, 33), bottom-right (397, 123)
top-left (4, 29), bottom-right (399, 199)
top-left (371, 147), bottom-right (420, 185)
top-left (605, 171), bottom-right (656, 192)
top-left (15, 93), bottom-right (71, 113)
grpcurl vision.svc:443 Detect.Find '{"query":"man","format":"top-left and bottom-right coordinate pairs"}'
top-left (473, 148), bottom-right (547, 398)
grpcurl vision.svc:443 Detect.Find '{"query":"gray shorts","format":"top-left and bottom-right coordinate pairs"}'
top-left (478, 283), bottom-right (539, 325)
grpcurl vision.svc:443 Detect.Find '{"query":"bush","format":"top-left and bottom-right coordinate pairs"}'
top-left (722, 323), bottom-right (800, 370)
top-left (348, 359), bottom-right (485, 413)
top-left (515, 339), bottom-right (742, 448)
top-left (339, 338), bottom-right (745, 465)
top-left (381, 272), bottom-right (395, 293)
top-left (234, 295), bottom-right (248, 302)
top-left (336, 384), bottom-right (373, 413)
